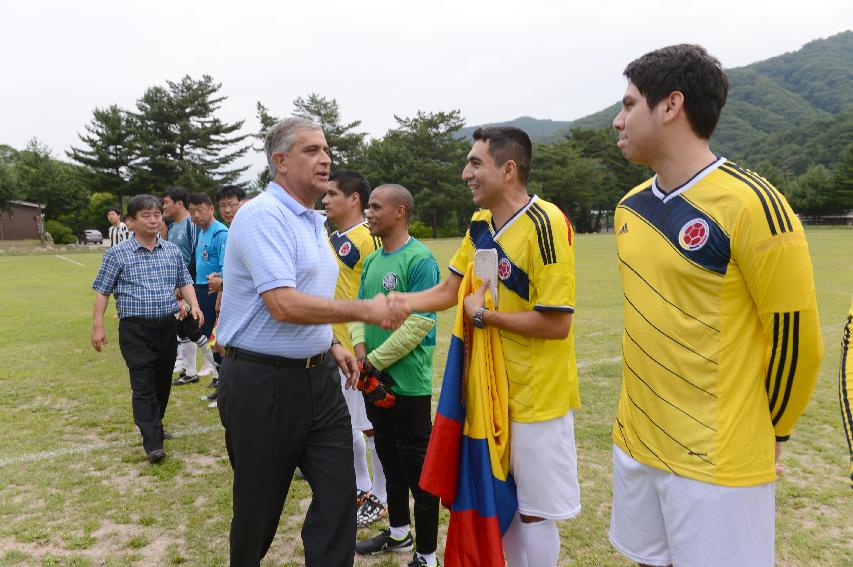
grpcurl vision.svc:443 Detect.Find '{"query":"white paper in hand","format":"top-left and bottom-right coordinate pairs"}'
top-left (473, 248), bottom-right (498, 308)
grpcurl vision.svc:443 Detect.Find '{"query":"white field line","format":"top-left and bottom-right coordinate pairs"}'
top-left (0, 424), bottom-right (222, 467)
top-left (55, 255), bottom-right (85, 267)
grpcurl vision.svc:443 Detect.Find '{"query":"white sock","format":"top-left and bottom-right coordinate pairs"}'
top-left (199, 341), bottom-right (215, 370)
top-left (521, 519), bottom-right (559, 567)
top-left (352, 430), bottom-right (371, 492)
top-left (416, 551), bottom-right (437, 566)
top-left (366, 436), bottom-right (387, 503)
top-left (182, 341), bottom-right (197, 376)
top-left (390, 524), bottom-right (410, 541)
top-left (502, 514), bottom-right (528, 567)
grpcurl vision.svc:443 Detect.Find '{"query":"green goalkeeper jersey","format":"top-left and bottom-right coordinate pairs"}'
top-left (358, 237), bottom-right (440, 396)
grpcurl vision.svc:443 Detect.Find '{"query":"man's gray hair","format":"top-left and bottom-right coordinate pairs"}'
top-left (264, 117), bottom-right (323, 178)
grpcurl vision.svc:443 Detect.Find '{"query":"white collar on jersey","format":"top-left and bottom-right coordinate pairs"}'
top-left (335, 219), bottom-right (368, 237)
top-left (492, 194), bottom-right (538, 240)
top-left (652, 157), bottom-right (727, 203)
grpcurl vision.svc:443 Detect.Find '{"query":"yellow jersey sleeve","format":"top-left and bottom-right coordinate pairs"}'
top-left (530, 206), bottom-right (575, 312)
top-left (732, 187), bottom-right (823, 441)
top-left (449, 229), bottom-right (474, 276)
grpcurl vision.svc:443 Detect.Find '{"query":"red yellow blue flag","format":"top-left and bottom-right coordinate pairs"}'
top-left (420, 264), bottom-right (517, 566)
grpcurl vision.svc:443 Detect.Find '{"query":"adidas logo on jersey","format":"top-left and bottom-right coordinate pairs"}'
top-left (618, 222), bottom-right (629, 235)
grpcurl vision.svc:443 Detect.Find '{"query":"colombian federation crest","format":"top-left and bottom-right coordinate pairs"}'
top-left (679, 218), bottom-right (710, 251)
top-left (498, 258), bottom-right (512, 280)
top-left (202, 249), bottom-right (209, 261)
top-left (338, 242), bottom-right (352, 257)
top-left (383, 272), bottom-right (398, 290)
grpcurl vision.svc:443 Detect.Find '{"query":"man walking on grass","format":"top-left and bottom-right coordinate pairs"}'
top-left (214, 117), bottom-right (409, 566)
top-left (91, 194), bottom-right (203, 463)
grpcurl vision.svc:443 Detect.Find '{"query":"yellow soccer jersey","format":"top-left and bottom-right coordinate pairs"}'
top-left (840, 297), bottom-right (853, 489)
top-left (449, 195), bottom-right (580, 423)
top-left (328, 221), bottom-right (381, 351)
top-left (612, 158), bottom-right (823, 487)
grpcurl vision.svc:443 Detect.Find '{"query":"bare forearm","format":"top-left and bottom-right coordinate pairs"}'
top-left (263, 288), bottom-right (376, 325)
top-left (179, 285), bottom-right (200, 310)
top-left (92, 293), bottom-right (109, 329)
top-left (401, 274), bottom-right (460, 313)
top-left (483, 309), bottom-right (572, 340)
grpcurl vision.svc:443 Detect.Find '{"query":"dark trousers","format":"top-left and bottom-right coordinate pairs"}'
top-left (217, 353), bottom-right (356, 567)
top-left (366, 394), bottom-right (439, 554)
top-left (195, 283), bottom-right (220, 363)
top-left (117, 316), bottom-right (178, 454)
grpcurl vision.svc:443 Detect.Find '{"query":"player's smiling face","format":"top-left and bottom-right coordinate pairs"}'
top-left (613, 81), bottom-right (662, 166)
top-left (365, 188), bottom-right (397, 238)
top-left (462, 140), bottom-right (504, 208)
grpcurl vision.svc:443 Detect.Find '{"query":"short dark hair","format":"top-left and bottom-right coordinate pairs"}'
top-left (127, 195), bottom-right (163, 218)
top-left (624, 44), bottom-right (729, 140)
top-left (188, 193), bottom-right (213, 207)
top-left (107, 206), bottom-right (121, 215)
top-left (472, 127), bottom-right (533, 184)
top-left (329, 170), bottom-right (371, 209)
top-left (165, 186), bottom-right (190, 208)
top-left (217, 185), bottom-right (246, 202)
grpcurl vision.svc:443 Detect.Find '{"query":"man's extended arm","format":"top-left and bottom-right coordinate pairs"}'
top-left (388, 271), bottom-right (462, 314)
top-left (261, 287), bottom-right (408, 327)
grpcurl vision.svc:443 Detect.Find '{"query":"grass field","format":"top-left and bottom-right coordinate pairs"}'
top-left (1, 228), bottom-right (851, 566)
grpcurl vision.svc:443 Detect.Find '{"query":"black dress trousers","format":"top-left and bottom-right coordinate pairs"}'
top-left (218, 353), bottom-right (356, 566)
top-left (118, 316), bottom-right (178, 454)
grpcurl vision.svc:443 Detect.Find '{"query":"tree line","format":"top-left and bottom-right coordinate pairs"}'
top-left (0, 74), bottom-right (849, 241)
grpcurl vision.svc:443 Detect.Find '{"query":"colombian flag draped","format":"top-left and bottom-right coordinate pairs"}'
top-left (420, 264), bottom-right (517, 567)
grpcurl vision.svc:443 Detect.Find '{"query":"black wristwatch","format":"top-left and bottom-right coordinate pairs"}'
top-left (472, 306), bottom-right (488, 329)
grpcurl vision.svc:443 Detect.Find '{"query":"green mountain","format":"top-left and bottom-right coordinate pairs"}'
top-left (457, 116), bottom-right (572, 143)
top-left (461, 31), bottom-right (853, 170)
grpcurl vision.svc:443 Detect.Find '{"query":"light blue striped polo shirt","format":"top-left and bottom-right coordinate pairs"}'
top-left (216, 182), bottom-right (338, 358)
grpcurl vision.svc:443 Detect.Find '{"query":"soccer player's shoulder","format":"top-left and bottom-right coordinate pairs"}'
top-left (617, 177), bottom-right (655, 206)
top-left (408, 237), bottom-right (437, 261)
top-left (530, 197), bottom-right (573, 241)
top-left (712, 160), bottom-right (801, 238)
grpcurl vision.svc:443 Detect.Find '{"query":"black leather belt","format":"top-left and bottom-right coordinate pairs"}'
top-left (225, 347), bottom-right (326, 368)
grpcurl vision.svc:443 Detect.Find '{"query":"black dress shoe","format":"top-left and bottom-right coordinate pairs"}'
top-left (147, 448), bottom-right (166, 463)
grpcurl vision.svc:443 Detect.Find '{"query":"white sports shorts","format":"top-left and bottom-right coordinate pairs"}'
top-left (339, 370), bottom-right (372, 432)
top-left (510, 410), bottom-right (581, 520)
top-left (609, 445), bottom-right (775, 567)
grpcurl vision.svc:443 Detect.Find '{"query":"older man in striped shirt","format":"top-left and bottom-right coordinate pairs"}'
top-left (216, 117), bottom-right (409, 566)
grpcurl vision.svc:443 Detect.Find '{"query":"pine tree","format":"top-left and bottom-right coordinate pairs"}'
top-left (67, 105), bottom-right (136, 199)
top-left (132, 75), bottom-right (251, 194)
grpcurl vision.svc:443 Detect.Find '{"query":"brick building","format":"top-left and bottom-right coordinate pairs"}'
top-left (0, 200), bottom-right (45, 240)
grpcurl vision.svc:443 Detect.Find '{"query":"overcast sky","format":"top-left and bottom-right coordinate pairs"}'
top-left (2, 0), bottom-right (850, 183)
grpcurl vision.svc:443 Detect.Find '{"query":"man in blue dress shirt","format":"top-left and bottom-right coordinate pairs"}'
top-left (92, 194), bottom-right (203, 463)
top-left (216, 117), bottom-right (409, 566)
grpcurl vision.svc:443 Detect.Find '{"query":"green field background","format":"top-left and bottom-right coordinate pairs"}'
top-left (0, 228), bottom-right (851, 565)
